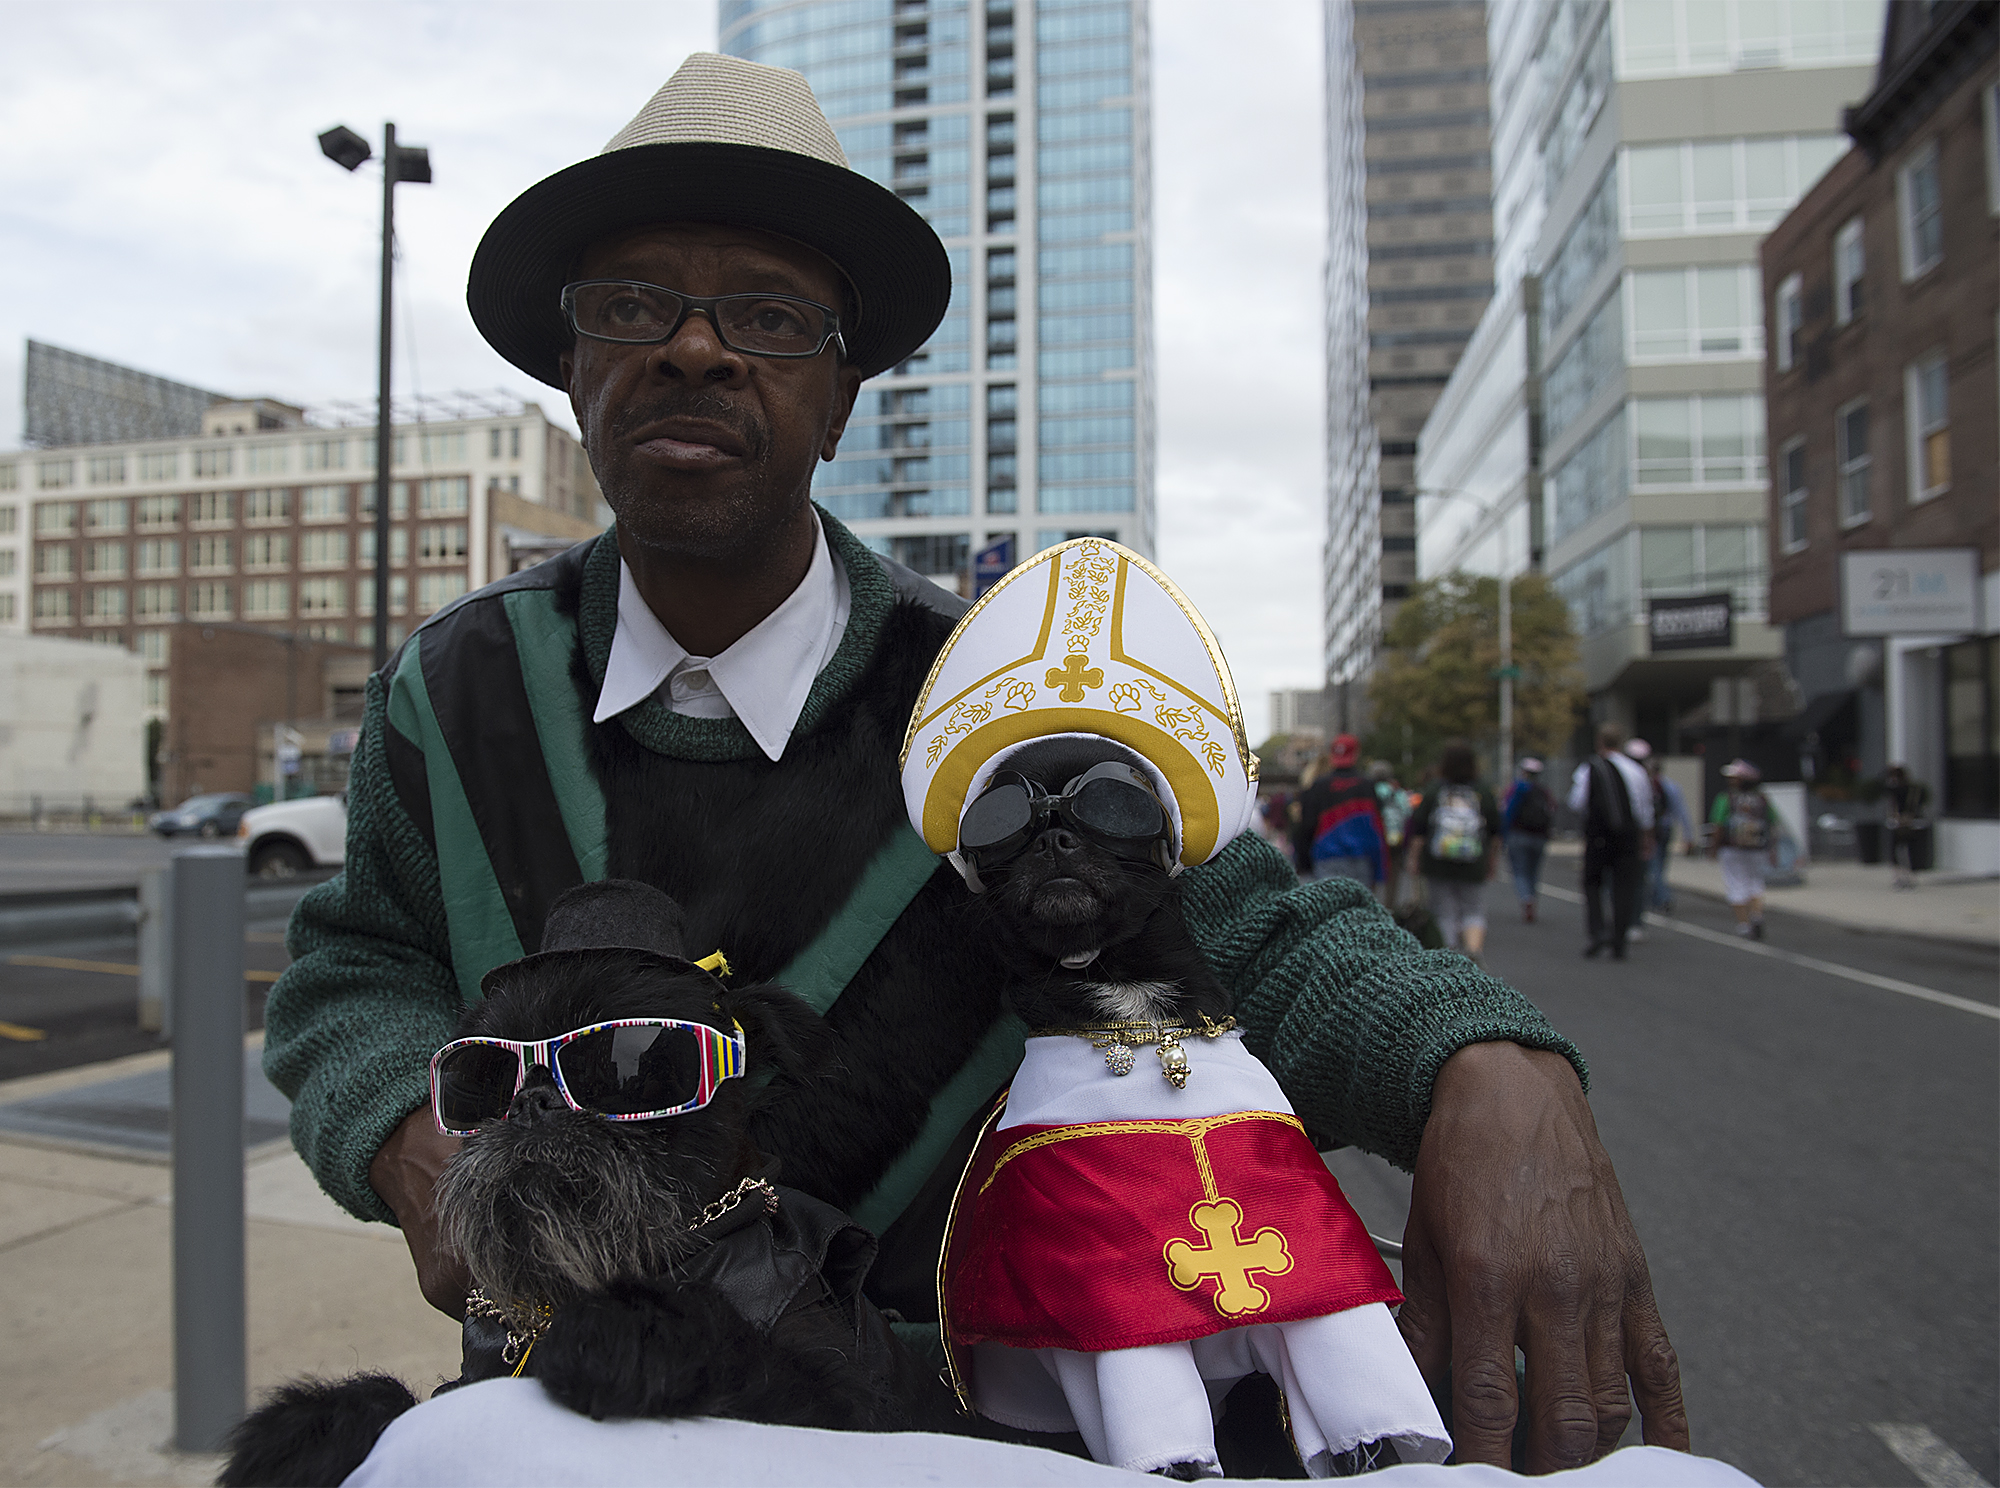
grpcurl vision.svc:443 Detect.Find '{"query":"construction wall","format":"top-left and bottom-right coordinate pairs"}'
top-left (0, 635), bottom-right (146, 815)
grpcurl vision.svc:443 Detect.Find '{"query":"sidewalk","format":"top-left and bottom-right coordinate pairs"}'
top-left (1547, 840), bottom-right (1999, 946)
top-left (0, 1051), bottom-right (462, 1487)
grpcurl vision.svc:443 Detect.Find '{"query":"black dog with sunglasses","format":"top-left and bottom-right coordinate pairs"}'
top-left (222, 880), bottom-right (952, 1488)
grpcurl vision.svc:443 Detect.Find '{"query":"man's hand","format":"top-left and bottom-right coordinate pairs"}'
top-left (369, 1106), bottom-right (469, 1319)
top-left (1396, 1041), bottom-right (1688, 1471)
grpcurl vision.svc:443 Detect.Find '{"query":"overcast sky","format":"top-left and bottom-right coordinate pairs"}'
top-left (0, 0), bottom-right (1328, 744)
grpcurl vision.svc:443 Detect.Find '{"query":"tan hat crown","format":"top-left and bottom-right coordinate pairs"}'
top-left (602, 53), bottom-right (850, 169)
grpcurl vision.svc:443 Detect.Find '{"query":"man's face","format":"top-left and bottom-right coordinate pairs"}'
top-left (559, 222), bottom-right (862, 565)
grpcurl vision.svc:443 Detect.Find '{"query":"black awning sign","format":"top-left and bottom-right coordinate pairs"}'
top-left (1649, 592), bottom-right (1733, 652)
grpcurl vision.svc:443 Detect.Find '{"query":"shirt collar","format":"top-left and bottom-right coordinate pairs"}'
top-left (592, 512), bottom-right (851, 761)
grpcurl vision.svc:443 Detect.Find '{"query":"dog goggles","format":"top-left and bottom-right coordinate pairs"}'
top-left (429, 1017), bottom-right (747, 1137)
top-left (957, 761), bottom-right (1171, 870)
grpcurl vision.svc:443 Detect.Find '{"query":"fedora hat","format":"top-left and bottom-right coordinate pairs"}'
top-left (468, 52), bottom-right (951, 384)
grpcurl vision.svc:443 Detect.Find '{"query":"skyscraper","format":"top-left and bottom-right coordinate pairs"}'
top-left (722, 0), bottom-right (1154, 594)
top-left (1416, 0), bottom-right (1883, 752)
top-left (1323, 0), bottom-right (1495, 730)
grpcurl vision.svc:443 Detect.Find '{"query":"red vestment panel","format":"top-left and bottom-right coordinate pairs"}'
top-left (943, 1110), bottom-right (1402, 1355)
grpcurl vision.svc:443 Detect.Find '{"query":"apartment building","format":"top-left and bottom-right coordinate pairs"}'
top-left (1760, 0), bottom-right (1997, 871)
top-left (0, 379), bottom-right (604, 721)
top-left (1415, 0), bottom-right (1882, 762)
top-left (723, 0), bottom-right (1155, 588)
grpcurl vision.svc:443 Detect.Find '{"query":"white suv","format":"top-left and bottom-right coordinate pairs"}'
top-left (237, 795), bottom-right (348, 878)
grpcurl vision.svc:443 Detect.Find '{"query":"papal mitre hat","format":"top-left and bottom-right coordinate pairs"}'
top-left (900, 538), bottom-right (1260, 871)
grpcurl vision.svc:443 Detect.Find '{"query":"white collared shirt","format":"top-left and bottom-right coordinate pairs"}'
top-left (1567, 750), bottom-right (1656, 832)
top-left (592, 512), bottom-right (851, 762)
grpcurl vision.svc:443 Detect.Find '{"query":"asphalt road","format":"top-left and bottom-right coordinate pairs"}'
top-left (0, 827), bottom-right (194, 894)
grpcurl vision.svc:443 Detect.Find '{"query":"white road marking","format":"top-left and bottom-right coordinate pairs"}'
top-left (1869, 1424), bottom-right (1993, 1488)
top-left (1538, 885), bottom-right (1999, 1021)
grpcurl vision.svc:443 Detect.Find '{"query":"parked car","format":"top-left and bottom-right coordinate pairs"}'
top-left (149, 792), bottom-right (255, 839)
top-left (237, 794), bottom-right (347, 878)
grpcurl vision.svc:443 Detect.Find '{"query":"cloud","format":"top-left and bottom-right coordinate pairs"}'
top-left (0, 0), bottom-right (1330, 744)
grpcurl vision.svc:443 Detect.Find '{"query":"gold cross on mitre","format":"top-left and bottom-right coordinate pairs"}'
top-left (1044, 652), bottom-right (1103, 702)
top-left (1164, 1197), bottom-right (1294, 1317)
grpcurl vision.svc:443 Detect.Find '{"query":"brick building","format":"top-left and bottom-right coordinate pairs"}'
top-left (1760, 0), bottom-right (1997, 871)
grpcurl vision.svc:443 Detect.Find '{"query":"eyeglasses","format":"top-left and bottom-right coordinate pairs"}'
top-left (561, 279), bottom-right (847, 360)
top-left (958, 761), bottom-right (1172, 872)
top-left (430, 1017), bottom-right (747, 1137)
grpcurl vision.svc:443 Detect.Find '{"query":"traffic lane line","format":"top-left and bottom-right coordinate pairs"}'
top-left (0, 1020), bottom-right (47, 1041)
top-left (1870, 1424), bottom-right (1993, 1488)
top-left (1540, 885), bottom-right (1999, 1021)
top-left (4, 955), bottom-right (280, 985)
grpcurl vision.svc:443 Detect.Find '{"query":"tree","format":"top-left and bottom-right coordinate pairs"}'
top-left (1364, 572), bottom-right (1584, 777)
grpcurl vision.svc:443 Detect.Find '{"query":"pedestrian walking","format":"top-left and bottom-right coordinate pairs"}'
top-left (1501, 757), bottom-right (1555, 922)
top-left (1404, 741), bottom-right (1503, 962)
top-left (1624, 743), bottom-right (1694, 925)
top-left (1882, 764), bottom-right (1928, 891)
top-left (1291, 734), bottom-right (1388, 887)
top-left (1569, 723), bottom-right (1654, 959)
top-left (1370, 759), bottom-right (1412, 907)
top-left (1707, 759), bottom-right (1778, 939)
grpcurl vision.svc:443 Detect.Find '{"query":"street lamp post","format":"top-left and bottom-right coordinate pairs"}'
top-left (318, 122), bottom-right (431, 671)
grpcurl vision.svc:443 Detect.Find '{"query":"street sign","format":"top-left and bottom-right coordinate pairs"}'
top-left (973, 535), bottom-right (1015, 599)
top-left (1840, 548), bottom-right (1980, 635)
top-left (1649, 592), bottom-right (1733, 652)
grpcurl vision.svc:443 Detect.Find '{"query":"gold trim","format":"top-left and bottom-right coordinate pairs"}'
top-left (935, 1092), bottom-right (1011, 1413)
top-left (976, 1110), bottom-right (1305, 1195)
top-left (898, 550), bottom-right (1064, 769)
top-left (918, 706), bottom-right (1223, 861)
top-left (1104, 547), bottom-right (1254, 778)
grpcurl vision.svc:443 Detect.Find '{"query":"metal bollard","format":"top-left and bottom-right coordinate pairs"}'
top-left (170, 847), bottom-right (246, 1453)
top-left (138, 868), bottom-right (169, 1036)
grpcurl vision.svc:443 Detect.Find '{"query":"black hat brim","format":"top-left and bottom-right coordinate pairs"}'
top-left (467, 141), bottom-right (952, 384)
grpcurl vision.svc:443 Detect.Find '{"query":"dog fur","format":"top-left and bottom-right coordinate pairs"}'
top-left (222, 883), bottom-right (951, 1488)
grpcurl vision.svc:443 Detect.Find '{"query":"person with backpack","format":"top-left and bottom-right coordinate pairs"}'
top-left (1567, 723), bottom-right (1655, 959)
top-left (1501, 757), bottom-right (1555, 922)
top-left (1882, 763), bottom-right (1928, 891)
top-left (1404, 740), bottom-right (1504, 962)
top-left (1707, 759), bottom-right (1778, 939)
top-left (1290, 733), bottom-right (1387, 886)
top-left (1369, 759), bottom-right (1412, 907)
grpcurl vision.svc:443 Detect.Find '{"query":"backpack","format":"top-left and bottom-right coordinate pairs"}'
top-left (1428, 786), bottom-right (1487, 863)
top-left (1376, 781), bottom-right (1410, 846)
top-left (1512, 783), bottom-right (1552, 835)
top-left (1725, 788), bottom-right (1770, 850)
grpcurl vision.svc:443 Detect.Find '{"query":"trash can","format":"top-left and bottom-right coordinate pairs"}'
top-left (1855, 821), bottom-right (1883, 864)
top-left (1909, 823), bottom-right (1935, 872)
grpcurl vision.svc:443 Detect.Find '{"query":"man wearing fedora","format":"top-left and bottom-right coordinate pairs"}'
top-left (264, 54), bottom-right (1686, 1472)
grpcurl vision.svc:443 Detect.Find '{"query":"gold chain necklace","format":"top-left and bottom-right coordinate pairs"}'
top-left (1034, 1013), bottom-right (1235, 1088)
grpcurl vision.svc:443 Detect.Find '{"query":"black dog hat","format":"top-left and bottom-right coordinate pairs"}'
top-left (478, 880), bottom-right (708, 997)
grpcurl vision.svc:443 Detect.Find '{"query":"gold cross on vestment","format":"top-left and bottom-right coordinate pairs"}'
top-left (1164, 1197), bottom-right (1293, 1316)
top-left (1046, 652), bottom-right (1104, 702)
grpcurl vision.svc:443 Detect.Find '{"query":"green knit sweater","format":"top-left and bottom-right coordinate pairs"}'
top-left (264, 513), bottom-right (1584, 1226)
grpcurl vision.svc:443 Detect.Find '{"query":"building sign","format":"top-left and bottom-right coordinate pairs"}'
top-left (1841, 548), bottom-right (1981, 635)
top-left (973, 535), bottom-right (1015, 599)
top-left (1649, 592), bottom-right (1733, 652)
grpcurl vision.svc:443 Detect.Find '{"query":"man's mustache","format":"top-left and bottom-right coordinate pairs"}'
top-left (609, 393), bottom-right (768, 459)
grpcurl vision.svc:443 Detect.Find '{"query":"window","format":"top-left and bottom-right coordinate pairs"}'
top-left (0, 550), bottom-right (13, 577)
top-left (246, 443), bottom-right (288, 475)
top-left (136, 495), bottom-right (180, 529)
top-left (417, 431), bottom-right (467, 465)
top-left (299, 531), bottom-right (345, 568)
top-left (137, 452), bottom-right (178, 481)
top-left (0, 508), bottom-right (12, 535)
top-left (418, 524), bottom-right (468, 562)
top-left (1942, 637), bottom-right (1998, 817)
top-left (190, 492), bottom-right (233, 525)
top-left (0, 463), bottom-right (17, 492)
top-left (357, 526), bottom-right (409, 565)
top-left (135, 584), bottom-right (178, 619)
top-left (35, 544), bottom-right (73, 578)
top-left (244, 488), bottom-right (290, 522)
top-left (1631, 395), bottom-right (1766, 485)
top-left (415, 477), bottom-right (470, 513)
top-left (190, 536), bottom-right (233, 572)
top-left (355, 574), bottom-right (409, 616)
top-left (0, 594), bottom-right (16, 622)
top-left (1898, 141), bottom-right (1943, 279)
top-left (1835, 401), bottom-right (1870, 526)
top-left (417, 571), bottom-right (468, 611)
top-left (302, 485), bottom-right (347, 521)
top-left (361, 483), bottom-right (410, 518)
top-left (301, 438), bottom-right (346, 472)
top-left (1623, 135), bottom-right (1848, 234)
top-left (1617, 0), bottom-right (1882, 74)
top-left (242, 580), bottom-right (289, 619)
top-left (1833, 217), bottom-right (1865, 324)
top-left (34, 589), bottom-right (73, 625)
top-left (87, 542), bottom-right (126, 577)
top-left (85, 499), bottom-right (128, 532)
top-left (1906, 353), bottom-right (1950, 500)
top-left (193, 447), bottom-right (233, 479)
top-left (146, 674), bottom-right (167, 710)
top-left (188, 582), bottom-right (232, 619)
top-left (137, 630), bottom-right (169, 665)
top-left (38, 459), bottom-right (74, 490)
top-left (245, 533), bottom-right (292, 569)
top-left (1628, 265), bottom-right (1763, 360)
top-left (36, 501), bottom-right (77, 536)
top-left (1780, 439), bottom-right (1808, 551)
top-left (86, 586), bottom-right (125, 622)
top-left (509, 425), bottom-right (522, 459)
top-left (87, 455), bottom-right (126, 485)
top-left (137, 540), bottom-right (179, 576)
top-left (298, 578), bottom-right (346, 616)
top-left (1774, 273), bottom-right (1803, 371)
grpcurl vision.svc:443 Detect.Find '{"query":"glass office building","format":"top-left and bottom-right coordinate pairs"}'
top-left (721, 0), bottom-right (1154, 592)
top-left (1415, 0), bottom-right (1882, 745)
